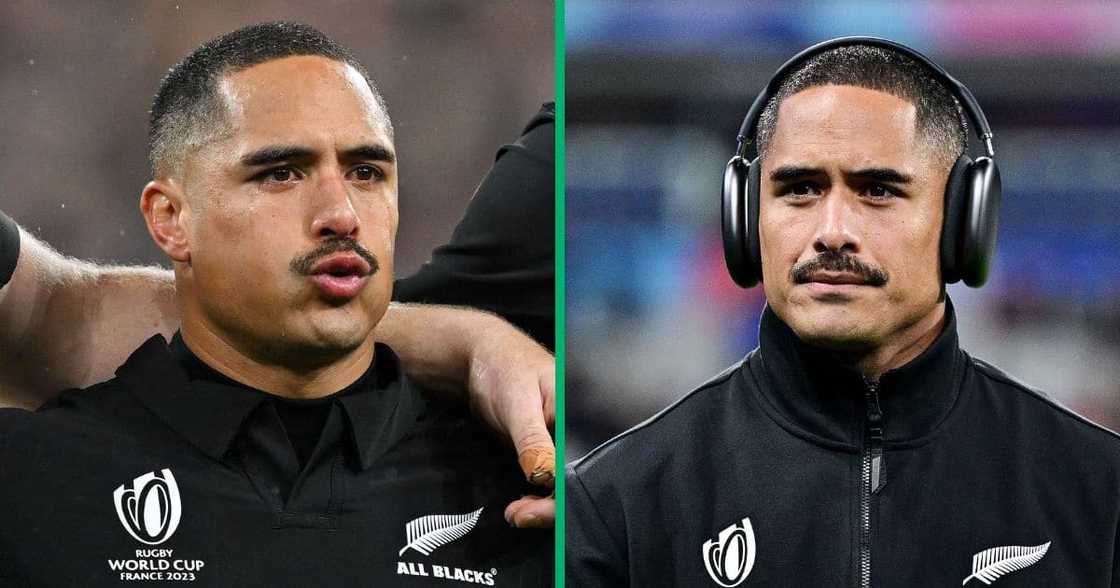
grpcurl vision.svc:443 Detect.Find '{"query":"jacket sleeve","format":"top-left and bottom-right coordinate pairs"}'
top-left (566, 463), bottom-right (630, 587)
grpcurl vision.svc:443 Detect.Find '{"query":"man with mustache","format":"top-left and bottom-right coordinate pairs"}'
top-left (568, 39), bottom-right (1120, 586)
top-left (0, 106), bottom-right (557, 526)
top-left (0, 22), bottom-right (549, 585)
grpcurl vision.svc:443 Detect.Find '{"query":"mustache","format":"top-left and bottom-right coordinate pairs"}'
top-left (289, 238), bottom-right (380, 276)
top-left (790, 250), bottom-right (889, 287)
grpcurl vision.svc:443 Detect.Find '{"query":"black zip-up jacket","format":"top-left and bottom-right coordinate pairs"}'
top-left (568, 302), bottom-right (1120, 587)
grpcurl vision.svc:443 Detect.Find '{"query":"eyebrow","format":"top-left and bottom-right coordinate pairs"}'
top-left (768, 165), bottom-right (913, 184)
top-left (341, 144), bottom-right (396, 164)
top-left (849, 167), bottom-right (913, 184)
top-left (239, 143), bottom-right (396, 167)
top-left (769, 166), bottom-right (823, 183)
top-left (239, 145), bottom-right (315, 167)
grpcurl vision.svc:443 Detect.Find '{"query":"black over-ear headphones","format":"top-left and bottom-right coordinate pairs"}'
top-left (721, 36), bottom-right (1001, 288)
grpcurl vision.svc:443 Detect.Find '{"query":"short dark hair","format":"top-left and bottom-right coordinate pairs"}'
top-left (756, 44), bottom-right (967, 168)
top-left (148, 21), bottom-right (391, 177)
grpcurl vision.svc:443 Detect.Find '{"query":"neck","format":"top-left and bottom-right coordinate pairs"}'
top-left (840, 302), bottom-right (947, 382)
top-left (179, 316), bottom-right (374, 400)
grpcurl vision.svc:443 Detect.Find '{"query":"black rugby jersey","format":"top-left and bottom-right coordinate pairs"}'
top-left (0, 336), bottom-right (551, 587)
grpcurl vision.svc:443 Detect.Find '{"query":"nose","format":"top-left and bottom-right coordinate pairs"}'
top-left (309, 169), bottom-right (360, 240)
top-left (812, 191), bottom-right (860, 255)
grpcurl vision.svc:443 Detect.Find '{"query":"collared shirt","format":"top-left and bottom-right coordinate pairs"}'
top-left (168, 332), bottom-right (354, 477)
top-left (0, 336), bottom-right (551, 586)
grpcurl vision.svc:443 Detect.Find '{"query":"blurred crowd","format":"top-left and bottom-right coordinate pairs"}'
top-left (566, 0), bottom-right (1120, 458)
top-left (0, 1), bottom-right (553, 276)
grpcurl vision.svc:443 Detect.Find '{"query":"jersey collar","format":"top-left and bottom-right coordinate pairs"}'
top-left (114, 335), bottom-right (425, 470)
top-left (749, 298), bottom-right (966, 450)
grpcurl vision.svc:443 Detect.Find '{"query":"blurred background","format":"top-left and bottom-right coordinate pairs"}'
top-left (566, 0), bottom-right (1120, 458)
top-left (0, 0), bottom-right (553, 277)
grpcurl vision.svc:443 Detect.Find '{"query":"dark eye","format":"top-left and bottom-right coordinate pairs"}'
top-left (351, 164), bottom-right (383, 182)
top-left (255, 167), bottom-right (299, 184)
top-left (780, 181), bottom-right (820, 199)
top-left (864, 184), bottom-right (895, 200)
top-left (269, 168), bottom-right (293, 182)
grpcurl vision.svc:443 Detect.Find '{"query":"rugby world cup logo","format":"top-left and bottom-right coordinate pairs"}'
top-left (702, 517), bottom-right (756, 587)
top-left (113, 469), bottom-right (182, 545)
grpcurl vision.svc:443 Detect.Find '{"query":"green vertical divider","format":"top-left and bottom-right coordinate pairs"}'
top-left (554, 0), bottom-right (566, 585)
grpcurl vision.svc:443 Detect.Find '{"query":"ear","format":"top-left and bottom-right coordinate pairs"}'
top-left (140, 179), bottom-right (191, 263)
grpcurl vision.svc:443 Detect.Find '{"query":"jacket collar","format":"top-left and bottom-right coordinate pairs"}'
top-left (750, 298), bottom-right (966, 450)
top-left (115, 334), bottom-right (425, 470)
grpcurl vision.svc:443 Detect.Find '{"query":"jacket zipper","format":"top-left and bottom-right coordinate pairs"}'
top-left (860, 381), bottom-right (884, 588)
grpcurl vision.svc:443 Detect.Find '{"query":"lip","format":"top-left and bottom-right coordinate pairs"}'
top-left (797, 272), bottom-right (874, 300)
top-left (309, 253), bottom-right (371, 277)
top-left (308, 253), bottom-right (372, 300)
top-left (803, 271), bottom-right (868, 286)
top-left (310, 273), bottom-right (368, 300)
top-left (802, 281), bottom-right (866, 297)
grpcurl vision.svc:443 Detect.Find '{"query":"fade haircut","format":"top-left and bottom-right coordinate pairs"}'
top-left (148, 21), bottom-right (392, 177)
top-left (756, 44), bottom-right (968, 169)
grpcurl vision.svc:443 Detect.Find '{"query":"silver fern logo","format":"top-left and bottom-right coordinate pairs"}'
top-left (398, 507), bottom-right (484, 557)
top-left (962, 541), bottom-right (1051, 585)
top-left (702, 517), bottom-right (756, 587)
top-left (112, 469), bottom-right (182, 546)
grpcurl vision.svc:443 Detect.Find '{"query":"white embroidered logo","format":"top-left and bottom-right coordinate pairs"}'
top-left (398, 507), bottom-right (484, 557)
top-left (962, 541), bottom-right (1051, 585)
top-left (112, 469), bottom-right (182, 546)
top-left (702, 517), bottom-right (756, 587)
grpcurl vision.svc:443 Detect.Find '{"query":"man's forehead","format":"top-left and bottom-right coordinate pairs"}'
top-left (216, 56), bottom-right (392, 143)
top-left (777, 85), bottom-right (917, 135)
top-left (766, 84), bottom-right (924, 168)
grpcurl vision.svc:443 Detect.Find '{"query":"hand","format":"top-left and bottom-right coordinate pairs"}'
top-left (466, 323), bottom-right (555, 529)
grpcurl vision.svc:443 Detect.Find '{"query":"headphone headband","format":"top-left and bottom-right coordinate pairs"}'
top-left (735, 36), bottom-right (994, 160)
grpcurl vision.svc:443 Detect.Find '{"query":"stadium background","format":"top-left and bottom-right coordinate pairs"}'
top-left (0, 1), bottom-right (553, 279)
top-left (566, 1), bottom-right (1120, 458)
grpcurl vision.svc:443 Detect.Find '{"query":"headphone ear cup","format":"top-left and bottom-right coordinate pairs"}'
top-left (722, 156), bottom-right (757, 288)
top-left (959, 156), bottom-right (1001, 287)
top-left (746, 157), bottom-right (763, 282)
top-left (940, 154), bottom-right (972, 284)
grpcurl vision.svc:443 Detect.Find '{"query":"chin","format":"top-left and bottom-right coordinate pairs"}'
top-left (305, 311), bottom-right (375, 350)
top-left (261, 326), bottom-right (369, 371)
top-left (779, 301), bottom-right (880, 352)
top-left (794, 324), bottom-right (879, 353)
top-left (254, 305), bottom-right (373, 364)
top-left (309, 288), bottom-right (387, 334)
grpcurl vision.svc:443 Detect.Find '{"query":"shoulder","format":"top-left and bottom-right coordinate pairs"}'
top-left (495, 103), bottom-right (554, 165)
top-left (523, 102), bottom-right (554, 132)
top-left (570, 353), bottom-right (752, 484)
top-left (39, 377), bottom-right (134, 419)
top-left (964, 352), bottom-right (1120, 454)
top-left (0, 378), bottom-right (130, 449)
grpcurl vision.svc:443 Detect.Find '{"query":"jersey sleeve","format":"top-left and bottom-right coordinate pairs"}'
top-left (392, 104), bottom-right (555, 350)
top-left (566, 463), bottom-right (631, 587)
